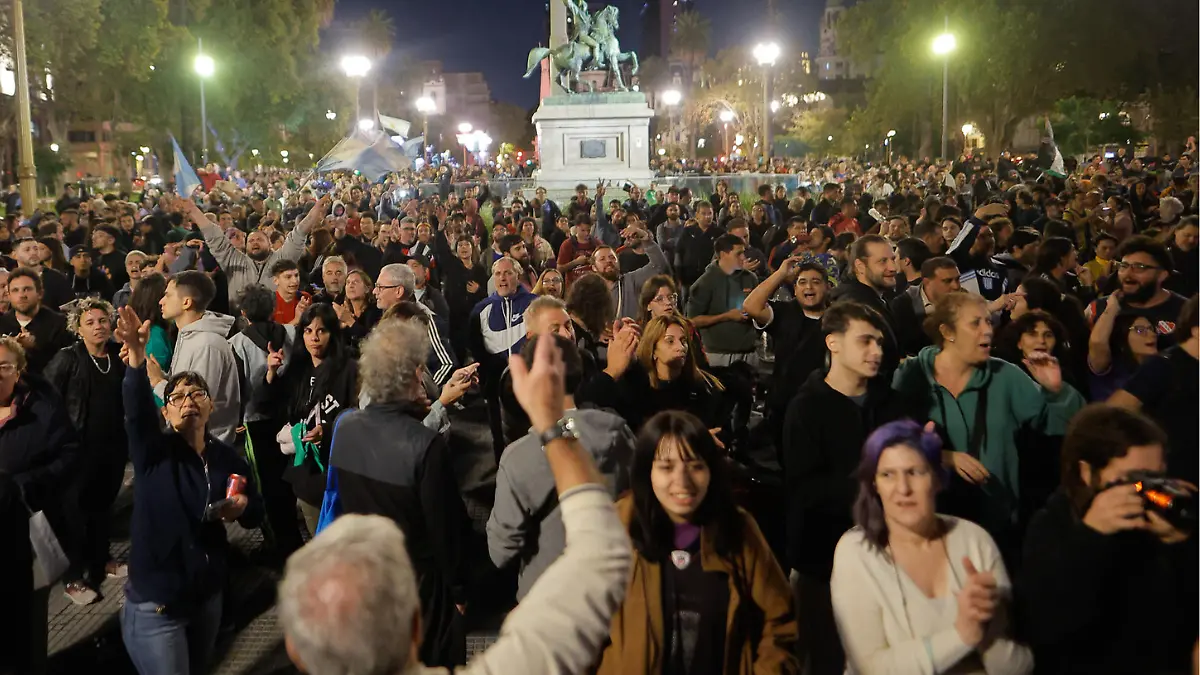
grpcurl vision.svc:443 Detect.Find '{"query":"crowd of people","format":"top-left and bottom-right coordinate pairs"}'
top-left (0, 144), bottom-right (1195, 675)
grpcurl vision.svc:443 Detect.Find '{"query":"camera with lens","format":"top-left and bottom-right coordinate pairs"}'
top-left (1124, 471), bottom-right (1196, 530)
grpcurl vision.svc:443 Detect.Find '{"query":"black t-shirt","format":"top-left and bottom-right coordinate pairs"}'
top-left (83, 354), bottom-right (125, 441)
top-left (660, 538), bottom-right (728, 675)
top-left (617, 247), bottom-right (649, 275)
top-left (1087, 292), bottom-right (1189, 349)
top-left (1123, 346), bottom-right (1199, 483)
top-left (761, 300), bottom-right (826, 413)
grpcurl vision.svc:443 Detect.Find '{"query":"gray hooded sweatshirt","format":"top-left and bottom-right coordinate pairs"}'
top-left (487, 408), bottom-right (633, 599)
top-left (153, 311), bottom-right (242, 445)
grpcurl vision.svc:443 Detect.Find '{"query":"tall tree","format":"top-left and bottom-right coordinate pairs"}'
top-left (670, 10), bottom-right (710, 74)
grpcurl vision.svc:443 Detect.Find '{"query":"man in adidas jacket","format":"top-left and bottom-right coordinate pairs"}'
top-left (470, 257), bottom-right (536, 458)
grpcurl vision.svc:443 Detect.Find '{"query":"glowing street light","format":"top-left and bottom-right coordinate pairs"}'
top-left (661, 89), bottom-right (682, 106)
top-left (340, 55), bottom-right (372, 121)
top-left (961, 123), bottom-right (975, 135)
top-left (415, 96), bottom-right (436, 161)
top-left (719, 109), bottom-right (735, 156)
top-left (719, 109), bottom-right (735, 123)
top-left (326, 110), bottom-right (337, 120)
top-left (932, 20), bottom-right (956, 159)
top-left (658, 148), bottom-right (667, 156)
top-left (770, 100), bottom-right (781, 113)
top-left (458, 122), bottom-right (473, 134)
top-left (280, 150), bottom-right (289, 158)
top-left (1098, 112), bottom-right (1110, 121)
top-left (887, 129), bottom-right (897, 138)
top-left (827, 135), bottom-right (834, 142)
top-left (194, 42), bottom-right (215, 165)
top-left (358, 118), bottom-right (375, 131)
top-left (753, 42), bottom-right (781, 160)
top-left (251, 149), bottom-right (259, 156)
top-left (49, 143), bottom-right (59, 152)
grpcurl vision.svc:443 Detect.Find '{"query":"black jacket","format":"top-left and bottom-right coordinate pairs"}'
top-left (257, 353), bottom-right (358, 505)
top-left (675, 223), bottom-right (726, 288)
top-left (0, 306), bottom-right (74, 375)
top-left (1019, 490), bottom-right (1198, 675)
top-left (330, 403), bottom-right (471, 667)
top-left (888, 284), bottom-right (932, 357)
top-left (783, 371), bottom-right (915, 576)
top-left (43, 341), bottom-right (126, 434)
top-left (579, 363), bottom-right (728, 434)
top-left (41, 267), bottom-right (75, 311)
top-left (828, 278), bottom-right (901, 375)
top-left (123, 364), bottom-right (263, 611)
top-left (0, 375), bottom-right (81, 587)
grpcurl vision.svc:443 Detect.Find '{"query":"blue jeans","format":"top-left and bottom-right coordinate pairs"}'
top-left (121, 591), bottom-right (222, 675)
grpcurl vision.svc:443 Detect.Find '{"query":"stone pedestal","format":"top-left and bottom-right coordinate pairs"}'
top-left (532, 92), bottom-right (655, 196)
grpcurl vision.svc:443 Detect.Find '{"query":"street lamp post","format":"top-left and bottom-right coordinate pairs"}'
top-left (961, 123), bottom-right (974, 154)
top-left (416, 96), bottom-right (436, 163)
top-left (886, 129), bottom-right (897, 165)
top-left (753, 42), bottom-right (780, 163)
top-left (340, 55), bottom-right (372, 125)
top-left (194, 39), bottom-right (215, 166)
top-left (12, 0), bottom-right (37, 213)
top-left (719, 109), bottom-right (735, 161)
top-left (931, 19), bottom-right (956, 161)
top-left (661, 89), bottom-right (681, 157)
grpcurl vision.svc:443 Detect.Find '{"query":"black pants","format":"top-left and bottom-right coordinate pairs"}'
top-left (791, 571), bottom-right (845, 675)
top-left (66, 439), bottom-right (127, 587)
top-left (247, 420), bottom-right (305, 556)
top-left (483, 376), bottom-right (506, 462)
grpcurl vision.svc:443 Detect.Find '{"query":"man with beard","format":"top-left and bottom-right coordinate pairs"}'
top-left (592, 227), bottom-right (670, 322)
top-left (828, 234), bottom-right (901, 375)
top-left (311, 256), bottom-right (347, 305)
top-left (557, 214), bottom-right (602, 286)
top-left (0, 268), bottom-right (73, 374)
top-left (809, 183), bottom-right (843, 227)
top-left (890, 256), bottom-right (961, 357)
top-left (653, 202), bottom-right (686, 265)
top-left (744, 259), bottom-right (831, 448)
top-left (686, 234), bottom-right (760, 367)
top-left (190, 194), bottom-right (327, 307)
top-left (90, 225), bottom-right (129, 290)
top-left (566, 183), bottom-right (594, 223)
top-left (1086, 236), bottom-right (1189, 348)
top-left (11, 237), bottom-right (72, 309)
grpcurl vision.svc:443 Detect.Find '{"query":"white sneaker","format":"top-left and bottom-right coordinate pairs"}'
top-left (64, 582), bottom-right (99, 606)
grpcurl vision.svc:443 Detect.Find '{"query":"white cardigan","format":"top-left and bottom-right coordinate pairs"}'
top-left (830, 516), bottom-right (1033, 675)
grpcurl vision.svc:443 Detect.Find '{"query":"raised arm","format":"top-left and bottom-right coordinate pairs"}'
top-left (464, 327), bottom-right (629, 675)
top-left (116, 306), bottom-right (167, 471)
top-left (745, 257), bottom-right (799, 325)
top-left (1087, 294), bottom-right (1121, 375)
top-left (182, 197), bottom-right (248, 274)
top-left (278, 196), bottom-right (330, 263)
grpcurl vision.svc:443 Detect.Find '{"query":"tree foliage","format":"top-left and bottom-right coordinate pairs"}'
top-left (834, 0), bottom-right (1199, 156)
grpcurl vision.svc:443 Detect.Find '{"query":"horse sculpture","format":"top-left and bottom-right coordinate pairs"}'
top-left (589, 6), bottom-right (639, 91)
top-left (524, 42), bottom-right (595, 93)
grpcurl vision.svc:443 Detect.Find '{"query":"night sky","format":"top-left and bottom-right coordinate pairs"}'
top-left (335, 0), bottom-right (827, 106)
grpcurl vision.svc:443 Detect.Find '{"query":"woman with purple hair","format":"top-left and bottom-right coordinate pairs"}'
top-left (830, 420), bottom-right (1032, 675)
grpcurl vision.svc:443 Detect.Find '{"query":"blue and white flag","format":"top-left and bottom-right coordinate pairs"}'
top-left (401, 136), bottom-right (424, 159)
top-left (171, 135), bottom-right (202, 197)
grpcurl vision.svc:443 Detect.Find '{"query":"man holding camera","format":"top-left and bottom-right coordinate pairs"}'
top-left (1019, 404), bottom-right (1197, 675)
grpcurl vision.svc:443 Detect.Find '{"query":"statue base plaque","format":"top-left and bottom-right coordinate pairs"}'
top-left (532, 92), bottom-right (656, 196)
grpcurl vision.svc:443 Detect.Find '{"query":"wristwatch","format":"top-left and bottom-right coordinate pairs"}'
top-left (536, 416), bottom-right (579, 448)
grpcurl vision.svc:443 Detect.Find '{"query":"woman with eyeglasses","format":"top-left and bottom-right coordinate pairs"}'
top-left (638, 275), bottom-right (707, 364)
top-left (595, 410), bottom-right (799, 674)
top-left (532, 268), bottom-right (564, 299)
top-left (830, 420), bottom-right (1032, 675)
top-left (44, 298), bottom-right (129, 606)
top-left (113, 306), bottom-right (262, 675)
top-left (1087, 295), bottom-right (1160, 402)
top-left (260, 303), bottom-right (359, 536)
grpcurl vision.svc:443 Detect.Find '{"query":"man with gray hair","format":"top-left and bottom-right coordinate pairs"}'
top-left (312, 255), bottom-right (347, 305)
top-left (320, 318), bottom-right (470, 667)
top-left (279, 334), bottom-right (631, 675)
top-left (374, 263), bottom-right (456, 385)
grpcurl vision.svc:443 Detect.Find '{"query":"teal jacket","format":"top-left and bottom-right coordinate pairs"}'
top-left (892, 346), bottom-right (1085, 530)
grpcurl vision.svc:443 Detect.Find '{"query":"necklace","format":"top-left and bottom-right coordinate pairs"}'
top-left (89, 351), bottom-right (112, 374)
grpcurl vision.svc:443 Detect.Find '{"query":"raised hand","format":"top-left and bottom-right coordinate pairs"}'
top-left (265, 342), bottom-right (286, 382)
top-left (955, 556), bottom-right (998, 648)
top-left (146, 355), bottom-right (166, 387)
top-left (1023, 350), bottom-right (1063, 394)
top-left (333, 302), bottom-right (355, 327)
top-left (115, 306), bottom-right (150, 368)
top-left (603, 321), bottom-right (639, 380)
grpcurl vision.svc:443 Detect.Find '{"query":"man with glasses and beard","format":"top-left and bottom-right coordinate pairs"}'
top-left (1086, 236), bottom-right (1189, 349)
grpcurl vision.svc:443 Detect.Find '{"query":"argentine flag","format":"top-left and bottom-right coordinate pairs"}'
top-left (171, 135), bottom-right (202, 197)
